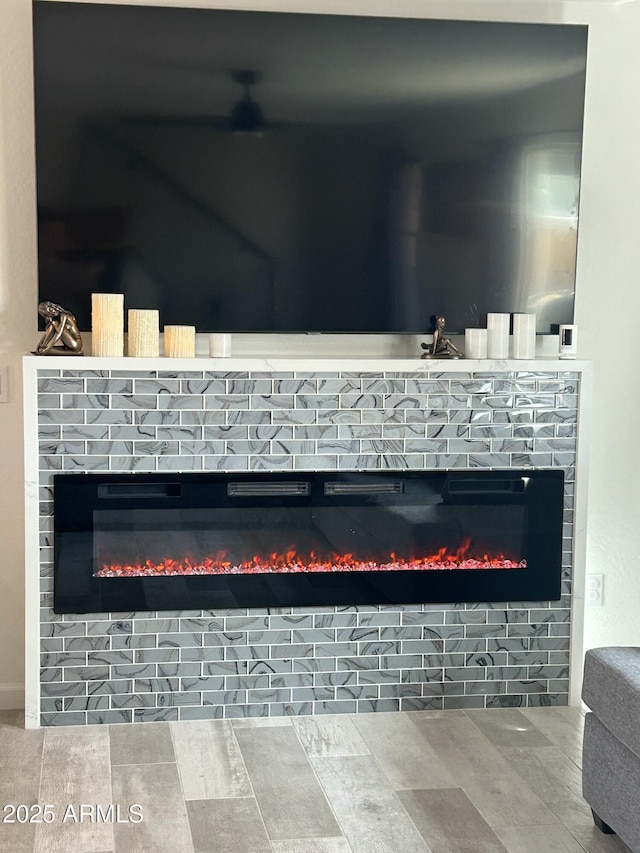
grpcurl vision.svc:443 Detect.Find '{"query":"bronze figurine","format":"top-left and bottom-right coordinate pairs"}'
top-left (421, 315), bottom-right (462, 359)
top-left (36, 301), bottom-right (83, 355)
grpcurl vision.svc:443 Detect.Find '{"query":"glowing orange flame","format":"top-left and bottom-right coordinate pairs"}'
top-left (94, 543), bottom-right (525, 578)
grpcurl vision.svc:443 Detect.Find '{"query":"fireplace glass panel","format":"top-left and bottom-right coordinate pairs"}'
top-left (53, 470), bottom-right (563, 613)
top-left (92, 501), bottom-right (527, 578)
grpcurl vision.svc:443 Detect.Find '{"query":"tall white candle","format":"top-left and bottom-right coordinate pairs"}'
top-left (128, 309), bottom-right (159, 358)
top-left (486, 313), bottom-right (510, 359)
top-left (92, 293), bottom-right (124, 357)
top-left (512, 313), bottom-right (537, 359)
top-left (164, 325), bottom-right (196, 358)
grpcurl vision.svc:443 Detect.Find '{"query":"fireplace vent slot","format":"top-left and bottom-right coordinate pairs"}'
top-left (446, 479), bottom-right (526, 495)
top-left (227, 481), bottom-right (311, 497)
top-left (97, 483), bottom-right (182, 498)
top-left (324, 482), bottom-right (404, 496)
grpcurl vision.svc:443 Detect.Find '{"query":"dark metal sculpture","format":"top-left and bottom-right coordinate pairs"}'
top-left (35, 301), bottom-right (83, 355)
top-left (421, 315), bottom-right (462, 359)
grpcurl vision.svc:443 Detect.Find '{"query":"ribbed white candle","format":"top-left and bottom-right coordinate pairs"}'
top-left (128, 309), bottom-right (159, 357)
top-left (92, 293), bottom-right (124, 357)
top-left (164, 325), bottom-right (196, 358)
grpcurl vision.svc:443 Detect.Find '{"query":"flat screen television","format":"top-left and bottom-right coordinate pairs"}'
top-left (32, 2), bottom-right (588, 334)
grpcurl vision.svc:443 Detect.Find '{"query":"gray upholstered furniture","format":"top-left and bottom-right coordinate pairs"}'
top-left (582, 646), bottom-right (640, 851)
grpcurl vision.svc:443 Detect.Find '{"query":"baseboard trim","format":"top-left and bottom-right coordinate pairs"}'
top-left (0, 684), bottom-right (25, 710)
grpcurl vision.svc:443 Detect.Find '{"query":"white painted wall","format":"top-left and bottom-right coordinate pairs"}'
top-left (1, 0), bottom-right (638, 708)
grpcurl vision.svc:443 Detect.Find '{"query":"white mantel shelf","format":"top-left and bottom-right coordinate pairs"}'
top-left (23, 355), bottom-right (589, 373)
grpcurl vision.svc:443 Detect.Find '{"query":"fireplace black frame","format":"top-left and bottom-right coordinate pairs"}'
top-left (52, 470), bottom-right (564, 614)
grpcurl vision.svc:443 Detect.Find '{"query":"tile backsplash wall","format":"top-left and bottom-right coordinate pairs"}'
top-left (35, 366), bottom-right (578, 725)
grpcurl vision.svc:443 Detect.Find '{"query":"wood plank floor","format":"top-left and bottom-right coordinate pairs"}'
top-left (0, 707), bottom-right (631, 853)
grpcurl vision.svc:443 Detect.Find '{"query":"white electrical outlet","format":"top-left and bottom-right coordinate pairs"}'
top-left (0, 366), bottom-right (8, 403)
top-left (586, 573), bottom-right (604, 607)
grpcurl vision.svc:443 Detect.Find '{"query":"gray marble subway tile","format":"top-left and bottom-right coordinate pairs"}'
top-left (133, 708), bottom-right (180, 722)
top-left (337, 453), bottom-right (381, 470)
top-left (313, 700), bottom-right (358, 715)
top-left (63, 455), bottom-right (110, 471)
top-left (135, 677), bottom-right (180, 693)
top-left (179, 705), bottom-right (225, 721)
top-left (39, 712), bottom-right (87, 726)
top-left (202, 689), bottom-right (246, 706)
top-left (270, 408), bottom-right (317, 425)
top-left (225, 644), bottom-right (270, 661)
top-left (250, 393), bottom-right (296, 409)
top-left (205, 455), bottom-right (250, 470)
top-left (135, 409), bottom-right (181, 425)
top-left (40, 439), bottom-right (85, 456)
top-left (37, 376), bottom-right (82, 395)
top-left (274, 379), bottom-right (317, 393)
top-left (181, 675), bottom-right (226, 692)
top-left (317, 409), bottom-right (362, 425)
top-left (293, 658), bottom-right (337, 674)
top-left (270, 674), bottom-right (313, 690)
top-left (111, 633), bottom-right (158, 650)
top-left (247, 687), bottom-right (291, 703)
top-left (203, 423), bottom-right (248, 440)
top-left (157, 393), bottom-right (205, 410)
top-left (360, 408), bottom-right (403, 424)
top-left (248, 424), bottom-right (293, 439)
top-left (63, 695), bottom-right (111, 712)
top-left (133, 378), bottom-right (180, 394)
top-left (223, 703), bottom-right (273, 718)
top-left (180, 646), bottom-right (225, 664)
top-left (61, 423), bottom-right (109, 439)
top-left (87, 650), bottom-right (134, 666)
top-left (227, 408), bottom-right (271, 424)
top-left (38, 393), bottom-right (62, 409)
top-left (234, 725), bottom-right (342, 840)
top-left (294, 393), bottom-right (340, 410)
top-left (295, 423), bottom-right (339, 439)
top-left (41, 621), bottom-right (87, 638)
top-left (295, 455), bottom-right (339, 469)
top-left (111, 663), bottom-right (157, 679)
top-left (157, 455), bottom-right (203, 470)
top-left (249, 455), bottom-right (294, 470)
top-left (87, 679), bottom-right (133, 695)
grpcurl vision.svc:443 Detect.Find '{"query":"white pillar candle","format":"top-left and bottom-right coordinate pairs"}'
top-left (91, 293), bottom-right (124, 357)
top-left (209, 333), bottom-right (232, 358)
top-left (512, 313), bottom-right (537, 359)
top-left (486, 312), bottom-right (510, 359)
top-left (128, 309), bottom-right (159, 358)
top-left (464, 328), bottom-right (488, 359)
top-left (164, 325), bottom-right (196, 358)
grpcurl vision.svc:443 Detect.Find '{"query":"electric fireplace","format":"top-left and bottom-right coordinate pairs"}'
top-left (53, 470), bottom-right (563, 614)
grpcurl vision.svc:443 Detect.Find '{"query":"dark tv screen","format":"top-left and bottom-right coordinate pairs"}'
top-left (32, 2), bottom-right (588, 334)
